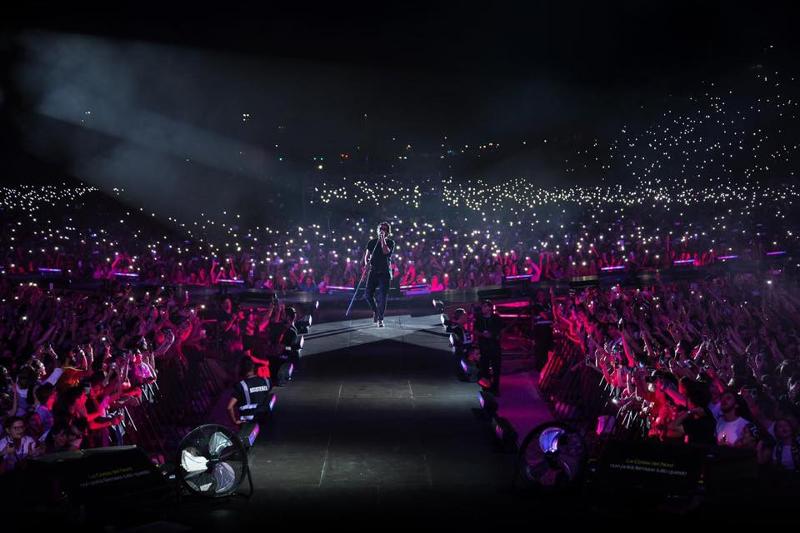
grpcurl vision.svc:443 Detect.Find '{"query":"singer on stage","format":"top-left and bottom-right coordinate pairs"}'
top-left (363, 221), bottom-right (395, 327)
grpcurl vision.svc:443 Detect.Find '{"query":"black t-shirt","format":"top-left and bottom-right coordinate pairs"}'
top-left (474, 313), bottom-right (503, 351)
top-left (680, 406), bottom-right (717, 445)
top-left (366, 238), bottom-right (395, 273)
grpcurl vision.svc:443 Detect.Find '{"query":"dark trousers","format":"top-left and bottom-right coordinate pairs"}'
top-left (364, 269), bottom-right (391, 320)
top-left (478, 345), bottom-right (502, 394)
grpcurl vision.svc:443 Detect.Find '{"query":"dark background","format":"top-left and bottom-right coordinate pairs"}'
top-left (0, 2), bottom-right (798, 223)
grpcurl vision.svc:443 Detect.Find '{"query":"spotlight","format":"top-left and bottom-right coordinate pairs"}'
top-left (315, 300), bottom-right (320, 309)
top-left (275, 361), bottom-right (293, 386)
top-left (479, 390), bottom-right (498, 416)
top-left (460, 358), bottom-right (480, 382)
top-left (268, 394), bottom-right (277, 412)
top-left (493, 417), bottom-right (518, 451)
top-left (237, 422), bottom-right (260, 449)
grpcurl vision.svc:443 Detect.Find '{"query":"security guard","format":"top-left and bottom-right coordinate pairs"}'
top-left (228, 357), bottom-right (272, 425)
top-left (474, 299), bottom-right (504, 395)
top-left (281, 307), bottom-right (301, 364)
top-left (272, 306), bottom-right (302, 386)
top-left (448, 308), bottom-right (471, 356)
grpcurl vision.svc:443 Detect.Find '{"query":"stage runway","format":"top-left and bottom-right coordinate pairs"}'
top-left (171, 314), bottom-right (562, 527)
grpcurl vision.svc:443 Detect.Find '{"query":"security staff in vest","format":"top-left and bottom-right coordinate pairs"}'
top-left (281, 306), bottom-right (301, 364)
top-left (363, 221), bottom-right (395, 327)
top-left (228, 357), bottom-right (272, 425)
top-left (450, 307), bottom-right (479, 382)
top-left (448, 308), bottom-right (470, 357)
top-left (272, 306), bottom-right (301, 386)
top-left (474, 299), bottom-right (504, 396)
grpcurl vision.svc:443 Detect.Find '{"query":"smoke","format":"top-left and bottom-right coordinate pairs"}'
top-left (13, 31), bottom-right (296, 224)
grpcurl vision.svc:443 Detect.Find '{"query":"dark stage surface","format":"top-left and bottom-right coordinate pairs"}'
top-left (171, 318), bottom-right (540, 528)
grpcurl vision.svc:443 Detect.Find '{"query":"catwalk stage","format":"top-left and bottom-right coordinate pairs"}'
top-left (169, 312), bottom-right (562, 528)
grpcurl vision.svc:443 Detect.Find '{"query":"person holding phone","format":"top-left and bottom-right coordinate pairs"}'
top-left (0, 416), bottom-right (38, 473)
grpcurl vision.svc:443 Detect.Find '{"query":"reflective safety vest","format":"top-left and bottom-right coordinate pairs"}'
top-left (237, 376), bottom-right (271, 422)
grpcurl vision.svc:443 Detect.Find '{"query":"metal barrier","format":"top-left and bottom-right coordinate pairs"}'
top-left (114, 347), bottom-right (239, 457)
top-left (538, 336), bottom-right (609, 425)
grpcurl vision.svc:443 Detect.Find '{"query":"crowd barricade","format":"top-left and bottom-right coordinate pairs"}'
top-left (114, 351), bottom-right (237, 456)
top-left (117, 330), bottom-right (283, 457)
top-left (538, 336), bottom-right (609, 424)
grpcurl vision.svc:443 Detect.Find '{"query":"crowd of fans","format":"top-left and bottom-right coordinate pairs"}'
top-left (1, 174), bottom-right (799, 479)
top-left (1, 179), bottom-right (797, 298)
top-left (1, 58), bottom-right (798, 526)
top-left (548, 274), bottom-right (800, 474)
top-left (0, 271), bottom-right (303, 474)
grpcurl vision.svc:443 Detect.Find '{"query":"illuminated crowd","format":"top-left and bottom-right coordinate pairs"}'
top-left (2, 63), bottom-right (800, 476)
top-left (1, 177), bottom-right (798, 297)
top-left (549, 274), bottom-right (800, 473)
top-left (0, 275), bottom-right (301, 472)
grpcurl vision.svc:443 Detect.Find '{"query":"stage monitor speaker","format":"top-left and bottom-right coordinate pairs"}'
top-left (238, 290), bottom-right (277, 305)
top-left (502, 274), bottom-right (533, 289)
top-left (27, 446), bottom-right (171, 506)
top-left (568, 275), bottom-right (599, 289)
top-left (477, 287), bottom-right (512, 300)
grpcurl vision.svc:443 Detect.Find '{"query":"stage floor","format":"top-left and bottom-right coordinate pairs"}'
top-left (172, 315), bottom-right (560, 527)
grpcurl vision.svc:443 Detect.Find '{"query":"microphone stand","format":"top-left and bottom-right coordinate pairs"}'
top-left (345, 234), bottom-right (383, 317)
